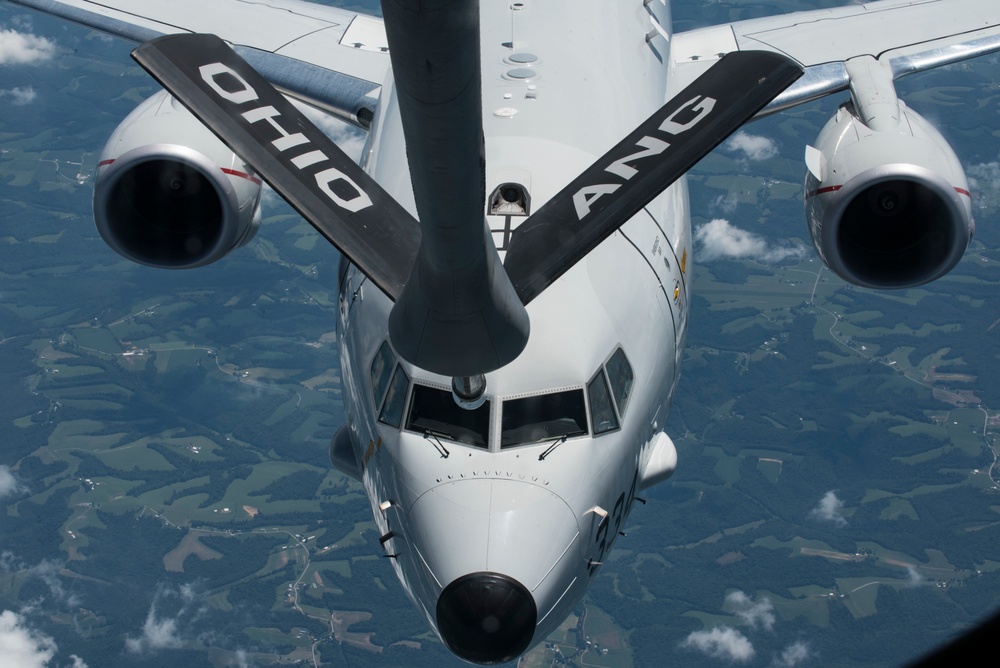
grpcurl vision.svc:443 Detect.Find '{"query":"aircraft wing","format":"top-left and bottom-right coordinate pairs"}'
top-left (6, 0), bottom-right (388, 127)
top-left (669, 0), bottom-right (1000, 115)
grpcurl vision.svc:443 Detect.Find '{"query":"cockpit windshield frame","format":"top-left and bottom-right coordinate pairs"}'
top-left (587, 368), bottom-right (620, 435)
top-left (499, 387), bottom-right (589, 449)
top-left (605, 346), bottom-right (634, 418)
top-left (380, 344), bottom-right (634, 450)
top-left (369, 340), bottom-right (396, 413)
top-left (378, 364), bottom-right (410, 428)
top-left (404, 383), bottom-right (492, 449)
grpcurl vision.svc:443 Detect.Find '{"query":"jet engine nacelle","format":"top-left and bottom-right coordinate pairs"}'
top-left (804, 101), bottom-right (973, 289)
top-left (95, 90), bottom-right (262, 269)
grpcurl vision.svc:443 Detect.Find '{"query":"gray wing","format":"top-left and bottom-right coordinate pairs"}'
top-left (7, 0), bottom-right (389, 126)
top-left (668, 0), bottom-right (1000, 115)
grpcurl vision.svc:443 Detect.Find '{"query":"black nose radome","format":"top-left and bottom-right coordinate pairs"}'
top-left (436, 572), bottom-right (537, 664)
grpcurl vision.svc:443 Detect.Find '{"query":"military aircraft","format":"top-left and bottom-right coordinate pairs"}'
top-left (8, 0), bottom-right (1000, 663)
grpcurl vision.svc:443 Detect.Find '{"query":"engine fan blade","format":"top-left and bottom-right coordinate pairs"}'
top-left (383, 0), bottom-right (530, 378)
top-left (503, 51), bottom-right (804, 305)
top-left (131, 33), bottom-right (419, 301)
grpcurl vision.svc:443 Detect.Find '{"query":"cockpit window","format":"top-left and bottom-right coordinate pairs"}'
top-left (500, 389), bottom-right (588, 448)
top-left (406, 384), bottom-right (490, 448)
top-left (605, 347), bottom-right (634, 417)
top-left (378, 365), bottom-right (410, 428)
top-left (588, 371), bottom-right (619, 435)
top-left (370, 341), bottom-right (396, 410)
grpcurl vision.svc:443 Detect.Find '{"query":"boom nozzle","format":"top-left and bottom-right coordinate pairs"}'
top-left (452, 374), bottom-right (487, 410)
top-left (383, 0), bottom-right (529, 377)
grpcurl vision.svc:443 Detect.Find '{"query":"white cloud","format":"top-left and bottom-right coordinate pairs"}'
top-left (681, 626), bottom-right (755, 663)
top-left (0, 553), bottom-right (79, 609)
top-left (125, 584), bottom-right (200, 654)
top-left (258, 183), bottom-right (283, 211)
top-left (0, 28), bottom-right (55, 65)
top-left (0, 465), bottom-right (23, 499)
top-left (87, 32), bottom-right (115, 46)
top-left (967, 160), bottom-right (1000, 211)
top-left (809, 490), bottom-right (847, 527)
top-left (905, 565), bottom-right (925, 586)
top-left (68, 656), bottom-right (90, 668)
top-left (694, 218), bottom-right (807, 263)
top-left (711, 192), bottom-right (739, 215)
top-left (772, 641), bottom-right (811, 667)
top-left (724, 591), bottom-right (776, 631)
top-left (25, 560), bottom-right (78, 608)
top-left (10, 15), bottom-right (34, 31)
top-left (0, 610), bottom-right (56, 668)
top-left (125, 604), bottom-right (184, 653)
top-left (0, 86), bottom-right (37, 105)
top-left (725, 131), bottom-right (778, 161)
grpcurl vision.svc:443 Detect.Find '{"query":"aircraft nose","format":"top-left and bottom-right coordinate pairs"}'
top-left (436, 571), bottom-right (537, 664)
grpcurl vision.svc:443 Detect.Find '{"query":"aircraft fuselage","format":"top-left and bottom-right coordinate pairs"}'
top-left (337, 0), bottom-right (689, 660)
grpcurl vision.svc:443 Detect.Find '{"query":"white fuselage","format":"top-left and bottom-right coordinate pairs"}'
top-left (337, 0), bottom-right (689, 655)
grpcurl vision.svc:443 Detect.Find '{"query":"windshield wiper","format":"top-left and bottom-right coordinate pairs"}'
top-left (538, 435), bottom-right (569, 461)
top-left (422, 429), bottom-right (451, 458)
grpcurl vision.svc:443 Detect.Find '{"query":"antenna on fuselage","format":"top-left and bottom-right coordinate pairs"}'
top-left (506, 2), bottom-right (526, 49)
top-left (382, 0), bottom-right (530, 401)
